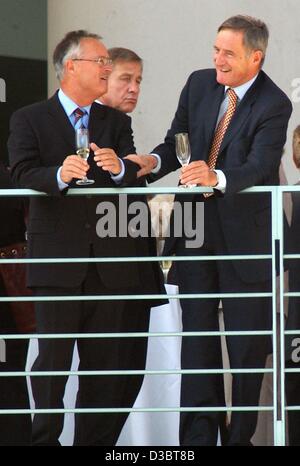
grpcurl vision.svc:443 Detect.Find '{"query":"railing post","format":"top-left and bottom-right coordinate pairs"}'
top-left (271, 186), bottom-right (286, 445)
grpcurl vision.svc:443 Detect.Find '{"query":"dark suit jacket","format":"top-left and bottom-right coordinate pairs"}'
top-left (8, 92), bottom-right (164, 299)
top-left (152, 69), bottom-right (292, 283)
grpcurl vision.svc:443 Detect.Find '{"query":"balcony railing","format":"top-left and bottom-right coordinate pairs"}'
top-left (0, 185), bottom-right (298, 446)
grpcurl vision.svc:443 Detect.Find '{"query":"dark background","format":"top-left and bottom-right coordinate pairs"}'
top-left (0, 0), bottom-right (47, 166)
top-left (0, 56), bottom-right (47, 165)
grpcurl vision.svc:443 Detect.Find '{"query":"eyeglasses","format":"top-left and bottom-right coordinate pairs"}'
top-left (72, 57), bottom-right (113, 67)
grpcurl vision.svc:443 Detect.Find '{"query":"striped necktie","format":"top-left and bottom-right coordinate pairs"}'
top-left (73, 107), bottom-right (86, 129)
top-left (204, 88), bottom-right (237, 198)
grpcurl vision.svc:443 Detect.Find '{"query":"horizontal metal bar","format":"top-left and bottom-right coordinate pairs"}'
top-left (0, 292), bottom-right (272, 303)
top-left (0, 406), bottom-right (274, 415)
top-left (279, 186), bottom-right (300, 193)
top-left (0, 254), bottom-right (271, 264)
top-left (0, 330), bottom-right (272, 339)
top-left (0, 186), bottom-right (279, 197)
top-left (0, 187), bottom-right (211, 196)
top-left (0, 368), bottom-right (273, 377)
top-left (0, 185), bottom-right (298, 200)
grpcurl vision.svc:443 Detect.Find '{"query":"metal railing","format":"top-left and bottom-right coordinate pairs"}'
top-left (0, 185), bottom-right (298, 446)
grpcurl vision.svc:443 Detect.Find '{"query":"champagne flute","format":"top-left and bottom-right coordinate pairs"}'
top-left (175, 132), bottom-right (196, 187)
top-left (75, 128), bottom-right (95, 186)
top-left (161, 259), bottom-right (173, 283)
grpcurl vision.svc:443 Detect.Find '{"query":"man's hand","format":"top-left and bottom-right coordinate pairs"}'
top-left (180, 161), bottom-right (217, 187)
top-left (60, 155), bottom-right (89, 184)
top-left (124, 154), bottom-right (158, 178)
top-left (91, 142), bottom-right (122, 175)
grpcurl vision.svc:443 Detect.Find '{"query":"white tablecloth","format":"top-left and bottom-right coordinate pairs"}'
top-left (26, 284), bottom-right (182, 446)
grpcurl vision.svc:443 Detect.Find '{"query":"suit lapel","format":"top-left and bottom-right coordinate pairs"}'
top-left (197, 82), bottom-right (224, 160)
top-left (88, 102), bottom-right (106, 143)
top-left (47, 92), bottom-right (76, 150)
top-left (203, 83), bottom-right (225, 160)
top-left (47, 95), bottom-right (108, 152)
top-left (219, 71), bottom-right (264, 154)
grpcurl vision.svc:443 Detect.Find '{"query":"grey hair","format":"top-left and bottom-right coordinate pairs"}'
top-left (53, 30), bottom-right (103, 81)
top-left (218, 15), bottom-right (269, 66)
top-left (108, 47), bottom-right (143, 68)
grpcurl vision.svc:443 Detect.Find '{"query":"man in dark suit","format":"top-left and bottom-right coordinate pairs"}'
top-left (99, 47), bottom-right (155, 440)
top-left (8, 30), bottom-right (164, 446)
top-left (98, 46), bottom-right (168, 441)
top-left (285, 126), bottom-right (300, 445)
top-left (127, 15), bottom-right (292, 445)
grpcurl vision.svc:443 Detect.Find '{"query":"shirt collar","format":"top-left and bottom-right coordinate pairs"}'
top-left (225, 74), bottom-right (258, 102)
top-left (58, 89), bottom-right (92, 117)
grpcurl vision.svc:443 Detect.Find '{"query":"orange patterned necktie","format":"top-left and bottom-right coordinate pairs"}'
top-left (204, 88), bottom-right (237, 198)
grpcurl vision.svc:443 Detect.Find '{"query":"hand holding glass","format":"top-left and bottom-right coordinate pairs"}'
top-left (75, 128), bottom-right (95, 185)
top-left (175, 132), bottom-right (196, 187)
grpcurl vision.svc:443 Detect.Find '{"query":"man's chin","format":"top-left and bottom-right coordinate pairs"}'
top-left (119, 104), bottom-right (136, 113)
top-left (216, 71), bottom-right (231, 86)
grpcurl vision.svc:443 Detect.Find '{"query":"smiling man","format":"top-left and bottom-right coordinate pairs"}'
top-left (101, 47), bottom-right (143, 114)
top-left (126, 15), bottom-right (292, 446)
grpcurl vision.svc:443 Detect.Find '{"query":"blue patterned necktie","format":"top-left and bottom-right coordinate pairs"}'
top-left (73, 107), bottom-right (86, 129)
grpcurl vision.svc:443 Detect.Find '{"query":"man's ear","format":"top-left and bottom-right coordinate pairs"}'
top-left (65, 59), bottom-right (75, 76)
top-left (253, 50), bottom-right (263, 66)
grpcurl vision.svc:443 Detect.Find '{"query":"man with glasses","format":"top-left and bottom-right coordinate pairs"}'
top-left (8, 30), bottom-right (164, 446)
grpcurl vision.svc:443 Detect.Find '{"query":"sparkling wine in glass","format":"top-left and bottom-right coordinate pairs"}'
top-left (75, 128), bottom-right (95, 186)
top-left (161, 259), bottom-right (173, 283)
top-left (175, 132), bottom-right (196, 187)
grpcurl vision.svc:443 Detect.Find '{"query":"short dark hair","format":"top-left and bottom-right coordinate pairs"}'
top-left (53, 30), bottom-right (103, 81)
top-left (218, 15), bottom-right (269, 66)
top-left (108, 47), bottom-right (143, 67)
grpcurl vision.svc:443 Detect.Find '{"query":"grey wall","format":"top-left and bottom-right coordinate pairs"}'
top-left (0, 0), bottom-right (47, 60)
top-left (47, 0), bottom-right (300, 184)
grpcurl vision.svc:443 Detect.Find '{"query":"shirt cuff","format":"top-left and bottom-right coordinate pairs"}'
top-left (57, 166), bottom-right (69, 191)
top-left (213, 169), bottom-right (226, 193)
top-left (111, 158), bottom-right (125, 184)
top-left (150, 153), bottom-right (161, 174)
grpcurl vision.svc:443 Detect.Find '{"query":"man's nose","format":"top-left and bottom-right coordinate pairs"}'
top-left (214, 52), bottom-right (225, 66)
top-left (128, 81), bottom-right (140, 93)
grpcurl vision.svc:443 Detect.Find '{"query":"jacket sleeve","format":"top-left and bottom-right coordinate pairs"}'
top-left (8, 109), bottom-right (65, 197)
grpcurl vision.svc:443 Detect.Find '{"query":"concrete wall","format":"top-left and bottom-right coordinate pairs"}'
top-left (0, 0), bottom-right (47, 60)
top-left (48, 0), bottom-right (300, 184)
